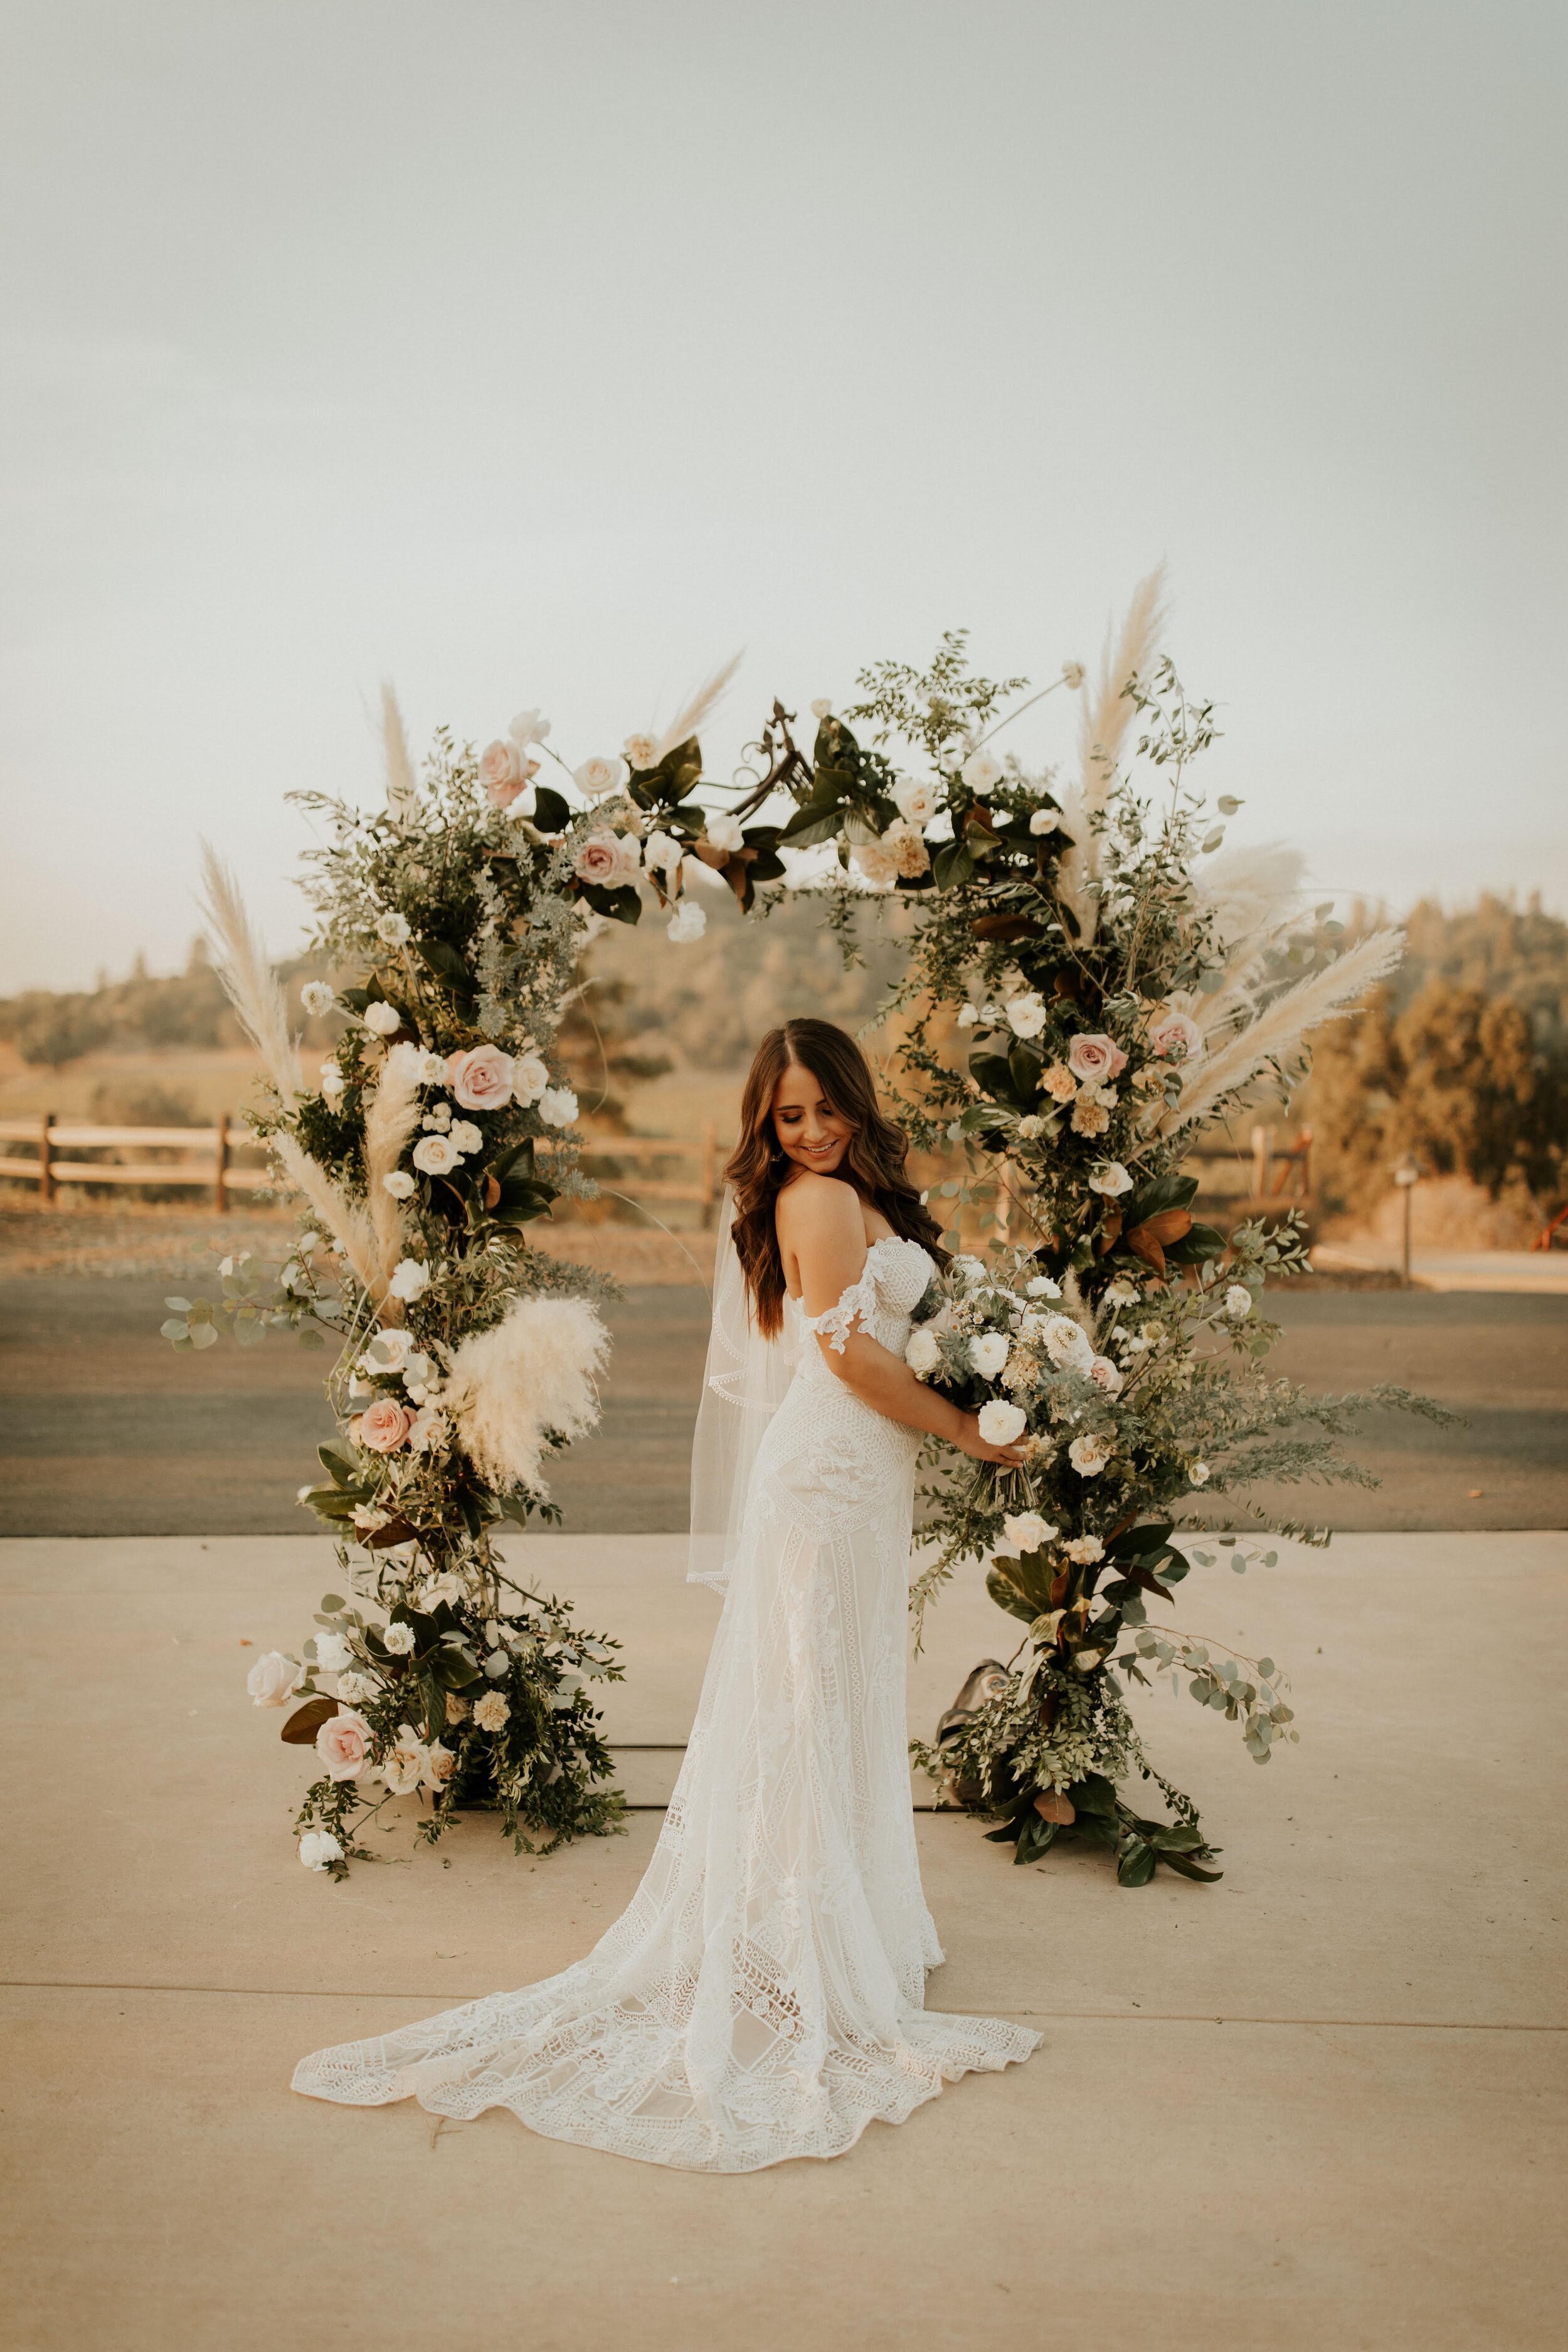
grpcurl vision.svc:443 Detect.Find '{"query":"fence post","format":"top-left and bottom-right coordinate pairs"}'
top-left (1250, 1123), bottom-right (1271, 1202)
top-left (1296, 1125), bottom-right (1313, 1202)
top-left (699, 1122), bottom-right (716, 1229)
top-left (214, 1111), bottom-right (230, 1213)
top-left (38, 1113), bottom-right (54, 1207)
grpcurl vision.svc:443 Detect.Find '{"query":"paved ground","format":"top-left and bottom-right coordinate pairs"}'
top-left (2, 1276), bottom-right (1565, 1535)
top-left (3, 1529), bottom-right (1564, 2351)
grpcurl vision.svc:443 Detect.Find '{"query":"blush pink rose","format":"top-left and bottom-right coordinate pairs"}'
top-left (446, 1045), bottom-right (514, 1110)
top-left (573, 830), bottom-right (623, 887)
top-left (355, 1396), bottom-right (415, 1453)
top-left (315, 1706), bottom-right (371, 1781)
top-left (478, 738), bottom-right (537, 809)
top-left (1149, 1010), bottom-right (1204, 1062)
top-left (1067, 1031), bottom-right (1129, 1084)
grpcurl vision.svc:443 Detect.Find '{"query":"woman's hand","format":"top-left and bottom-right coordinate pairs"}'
top-left (952, 1411), bottom-right (1029, 1468)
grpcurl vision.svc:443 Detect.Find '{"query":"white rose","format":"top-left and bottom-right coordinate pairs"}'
top-left (381, 1621), bottom-right (416, 1656)
top-left (511, 1052), bottom-right (549, 1107)
top-left (1088, 1354), bottom-right (1124, 1396)
top-left (300, 980), bottom-right (336, 1015)
top-left (644, 829), bottom-right (682, 880)
top-left (969, 1331), bottom-right (1010, 1377)
top-left (538, 1085), bottom-right (579, 1127)
top-left (378, 1724), bottom-right (428, 1795)
top-left (1042, 1314), bottom-right (1094, 1371)
top-left (575, 754), bottom-right (628, 800)
top-left (299, 1830), bottom-right (344, 1872)
top-left (421, 1740), bottom-right (455, 1792)
top-left (362, 1327), bottom-right (413, 1372)
top-left (363, 1001), bottom-right (402, 1037)
top-left (893, 778), bottom-right (940, 828)
top-left (956, 1004), bottom-right (979, 1027)
top-left (407, 1403), bottom-right (447, 1453)
top-left (667, 903), bottom-right (706, 944)
top-left (1025, 1274), bottom-right (1062, 1298)
top-left (449, 1120), bottom-right (483, 1156)
top-left (705, 812), bottom-right (745, 853)
top-left (1225, 1285), bottom-right (1253, 1319)
top-left (810, 697), bottom-right (833, 721)
top-left (319, 1061), bottom-right (346, 1100)
top-left (314, 1631), bottom-right (354, 1673)
top-left (1189, 1460), bottom-right (1211, 1486)
top-left (383, 1170), bottom-right (416, 1199)
top-left (1061, 660), bottom-right (1086, 689)
top-left (413, 1132), bottom-right (462, 1175)
top-left (246, 1651), bottom-right (300, 1708)
top-left (507, 708), bottom-right (551, 750)
top-left (960, 748), bottom-right (1003, 793)
top-left (376, 911), bottom-right (411, 946)
top-left (1088, 1162), bottom-right (1133, 1197)
top-left (388, 1258), bottom-right (430, 1302)
top-left (1029, 807), bottom-right (1062, 836)
top-left (953, 1254), bottom-right (987, 1283)
top-left (623, 732), bottom-right (658, 770)
top-left (1068, 1433), bottom-right (1111, 1476)
top-left (1005, 992), bottom-right (1048, 1040)
top-left (1002, 1510), bottom-right (1057, 1554)
top-left (904, 1327), bottom-right (941, 1377)
top-left (977, 1399), bottom-right (1027, 1445)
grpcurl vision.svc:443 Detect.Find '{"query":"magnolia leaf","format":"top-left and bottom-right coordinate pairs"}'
top-left (280, 1696), bottom-right (338, 1744)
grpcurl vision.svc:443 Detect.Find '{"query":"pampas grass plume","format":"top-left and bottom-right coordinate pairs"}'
top-left (445, 1295), bottom-right (611, 1498)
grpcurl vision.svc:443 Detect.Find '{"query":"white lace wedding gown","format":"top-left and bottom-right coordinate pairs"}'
top-left (293, 1234), bottom-right (1039, 2169)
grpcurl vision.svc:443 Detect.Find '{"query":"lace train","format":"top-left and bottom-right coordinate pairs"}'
top-left (293, 1237), bottom-right (1039, 2169)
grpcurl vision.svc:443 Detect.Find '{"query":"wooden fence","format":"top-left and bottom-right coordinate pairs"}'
top-left (0, 1116), bottom-right (724, 1227)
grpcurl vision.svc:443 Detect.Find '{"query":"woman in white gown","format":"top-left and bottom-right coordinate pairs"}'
top-left (294, 1018), bottom-right (1039, 2169)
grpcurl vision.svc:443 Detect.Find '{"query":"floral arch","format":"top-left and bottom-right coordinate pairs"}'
top-left (179, 573), bottom-right (1434, 1881)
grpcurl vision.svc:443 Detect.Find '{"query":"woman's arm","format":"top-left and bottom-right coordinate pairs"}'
top-left (776, 1176), bottom-right (1027, 1468)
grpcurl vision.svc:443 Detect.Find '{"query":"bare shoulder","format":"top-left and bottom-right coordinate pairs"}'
top-left (774, 1171), bottom-right (864, 1242)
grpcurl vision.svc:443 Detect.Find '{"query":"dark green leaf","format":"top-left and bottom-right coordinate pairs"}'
top-left (531, 785), bottom-right (571, 834)
top-left (280, 1696), bottom-right (338, 1745)
top-left (1116, 1838), bottom-right (1157, 1887)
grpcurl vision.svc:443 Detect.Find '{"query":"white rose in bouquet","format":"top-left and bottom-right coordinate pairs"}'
top-left (412, 1132), bottom-right (462, 1175)
top-left (511, 1051), bottom-right (549, 1107)
top-left (1062, 1535), bottom-right (1105, 1565)
top-left (363, 1000), bottom-right (402, 1037)
top-left (447, 1046), bottom-right (515, 1111)
top-left (382, 1169), bottom-right (416, 1199)
top-left (507, 708), bottom-right (550, 750)
top-left (961, 748), bottom-right (1002, 793)
top-left (905, 1327), bottom-right (941, 1377)
top-left (1068, 1433), bottom-right (1111, 1476)
top-left (705, 812), bottom-right (745, 853)
top-left (1000, 1510), bottom-right (1058, 1555)
top-left (977, 1399), bottom-right (1027, 1446)
top-left (319, 1060), bottom-right (346, 1099)
top-left (1028, 807), bottom-right (1062, 835)
top-left (968, 1331), bottom-right (1011, 1377)
top-left (1005, 992), bottom-right (1048, 1040)
top-left (315, 1708), bottom-right (371, 1782)
top-left (1088, 1162), bottom-right (1133, 1197)
top-left (378, 1725), bottom-right (430, 1796)
top-left (1041, 1314), bottom-right (1094, 1371)
top-left (246, 1651), bottom-right (300, 1707)
top-left (643, 829), bottom-right (682, 882)
top-left (449, 1120), bottom-right (482, 1156)
top-left (574, 755), bottom-right (628, 800)
top-left (1150, 1009), bottom-right (1205, 1063)
top-left (893, 777), bottom-right (940, 828)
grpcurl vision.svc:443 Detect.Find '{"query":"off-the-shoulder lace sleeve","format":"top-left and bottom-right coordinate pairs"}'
top-left (800, 1267), bottom-right (879, 1354)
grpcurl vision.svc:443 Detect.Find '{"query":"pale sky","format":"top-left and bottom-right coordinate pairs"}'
top-left (3, 0), bottom-right (1564, 992)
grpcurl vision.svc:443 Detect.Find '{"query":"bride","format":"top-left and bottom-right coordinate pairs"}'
top-left (294, 1017), bottom-right (1039, 2169)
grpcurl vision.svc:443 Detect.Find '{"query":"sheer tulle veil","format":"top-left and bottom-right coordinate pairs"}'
top-left (687, 1186), bottom-right (800, 1591)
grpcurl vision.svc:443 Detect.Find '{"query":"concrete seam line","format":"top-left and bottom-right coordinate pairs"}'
top-left (4, 1982), bottom-right (1565, 2030)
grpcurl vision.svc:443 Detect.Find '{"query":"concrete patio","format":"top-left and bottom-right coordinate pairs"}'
top-left (3, 1527), bottom-right (1565, 2351)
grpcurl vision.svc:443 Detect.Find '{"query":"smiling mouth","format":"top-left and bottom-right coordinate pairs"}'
top-left (797, 1140), bottom-right (840, 1159)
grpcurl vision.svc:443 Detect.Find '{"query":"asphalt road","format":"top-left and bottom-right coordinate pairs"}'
top-left (1, 1278), bottom-right (1563, 1536)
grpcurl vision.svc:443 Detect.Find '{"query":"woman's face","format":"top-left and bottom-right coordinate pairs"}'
top-left (770, 1060), bottom-right (854, 1178)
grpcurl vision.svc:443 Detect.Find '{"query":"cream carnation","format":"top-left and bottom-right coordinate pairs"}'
top-left (447, 1045), bottom-right (514, 1111)
top-left (474, 1691), bottom-right (511, 1733)
top-left (623, 732), bottom-right (658, 770)
top-left (246, 1651), bottom-right (300, 1708)
top-left (538, 1084), bottom-right (579, 1127)
top-left (1041, 1064), bottom-right (1077, 1103)
top-left (381, 1621), bottom-right (416, 1656)
top-left (299, 1830), bottom-right (343, 1871)
top-left (852, 837), bottom-right (899, 888)
top-left (334, 1670), bottom-right (377, 1706)
top-left (1071, 1099), bottom-right (1109, 1136)
top-left (507, 708), bottom-right (550, 750)
top-left (315, 1707), bottom-right (371, 1781)
top-left (1063, 1535), bottom-right (1104, 1565)
top-left (314, 1631), bottom-right (353, 1673)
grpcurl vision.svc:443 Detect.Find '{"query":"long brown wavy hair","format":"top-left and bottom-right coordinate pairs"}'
top-left (725, 1017), bottom-right (946, 1336)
